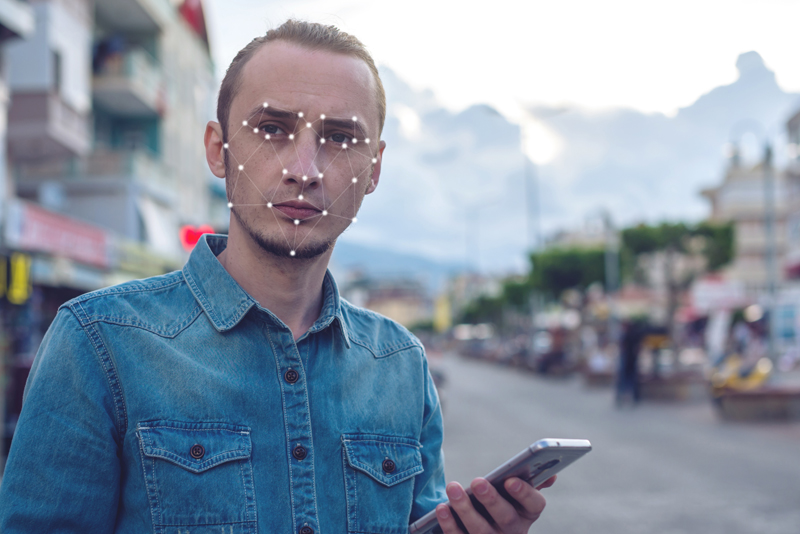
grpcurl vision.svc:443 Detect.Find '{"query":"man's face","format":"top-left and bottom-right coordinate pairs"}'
top-left (219, 41), bottom-right (384, 259)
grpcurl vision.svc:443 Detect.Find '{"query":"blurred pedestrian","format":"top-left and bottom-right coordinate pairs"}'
top-left (616, 319), bottom-right (644, 406)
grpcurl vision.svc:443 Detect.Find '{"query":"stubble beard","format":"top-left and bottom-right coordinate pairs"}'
top-left (225, 153), bottom-right (335, 260)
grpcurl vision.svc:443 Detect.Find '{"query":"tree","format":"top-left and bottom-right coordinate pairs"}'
top-left (528, 248), bottom-right (606, 299)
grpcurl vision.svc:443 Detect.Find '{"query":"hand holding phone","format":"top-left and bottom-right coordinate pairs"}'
top-left (409, 438), bottom-right (591, 534)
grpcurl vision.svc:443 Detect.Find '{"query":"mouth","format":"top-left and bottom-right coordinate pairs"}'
top-left (273, 200), bottom-right (323, 220)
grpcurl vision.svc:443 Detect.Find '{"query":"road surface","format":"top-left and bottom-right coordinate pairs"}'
top-left (435, 353), bottom-right (800, 534)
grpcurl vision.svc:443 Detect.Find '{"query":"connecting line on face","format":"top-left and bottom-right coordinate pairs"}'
top-left (224, 103), bottom-right (378, 255)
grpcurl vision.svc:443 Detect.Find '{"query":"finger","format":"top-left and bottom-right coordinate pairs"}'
top-left (446, 481), bottom-right (494, 534)
top-left (469, 477), bottom-right (523, 533)
top-left (435, 503), bottom-right (465, 534)
top-left (504, 477), bottom-right (547, 523)
top-left (536, 475), bottom-right (557, 490)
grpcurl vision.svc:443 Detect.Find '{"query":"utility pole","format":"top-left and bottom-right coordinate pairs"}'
top-left (524, 157), bottom-right (539, 252)
top-left (763, 142), bottom-right (779, 362)
top-left (604, 211), bottom-right (621, 344)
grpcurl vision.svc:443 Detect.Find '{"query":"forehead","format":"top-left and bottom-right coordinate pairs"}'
top-left (234, 40), bottom-right (377, 130)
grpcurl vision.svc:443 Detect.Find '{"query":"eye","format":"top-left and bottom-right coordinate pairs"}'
top-left (328, 133), bottom-right (348, 144)
top-left (260, 124), bottom-right (286, 135)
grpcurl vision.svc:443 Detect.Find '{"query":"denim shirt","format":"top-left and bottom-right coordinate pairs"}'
top-left (0, 234), bottom-right (446, 534)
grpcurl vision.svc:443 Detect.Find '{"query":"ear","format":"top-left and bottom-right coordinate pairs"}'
top-left (205, 121), bottom-right (226, 179)
top-left (365, 140), bottom-right (386, 195)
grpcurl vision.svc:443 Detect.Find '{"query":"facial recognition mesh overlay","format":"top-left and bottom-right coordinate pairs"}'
top-left (223, 102), bottom-right (379, 257)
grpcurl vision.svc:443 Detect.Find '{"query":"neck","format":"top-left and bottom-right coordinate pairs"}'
top-left (216, 224), bottom-right (333, 341)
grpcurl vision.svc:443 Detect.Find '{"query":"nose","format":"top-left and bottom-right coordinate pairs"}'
top-left (283, 130), bottom-right (321, 188)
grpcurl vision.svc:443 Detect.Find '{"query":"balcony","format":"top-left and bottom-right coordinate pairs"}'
top-left (15, 149), bottom-right (176, 205)
top-left (95, 0), bottom-right (171, 33)
top-left (0, 0), bottom-right (34, 43)
top-left (7, 92), bottom-right (92, 159)
top-left (93, 48), bottom-right (165, 117)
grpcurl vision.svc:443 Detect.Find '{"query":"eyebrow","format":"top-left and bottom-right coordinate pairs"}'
top-left (244, 106), bottom-right (296, 123)
top-left (322, 118), bottom-right (369, 140)
top-left (243, 105), bottom-right (371, 139)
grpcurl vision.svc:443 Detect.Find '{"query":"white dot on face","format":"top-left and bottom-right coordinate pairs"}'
top-left (290, 250), bottom-right (296, 256)
top-left (298, 112), bottom-right (304, 118)
top-left (318, 173), bottom-right (324, 178)
top-left (365, 138), bottom-right (370, 143)
top-left (372, 158), bottom-right (378, 164)
top-left (352, 217), bottom-right (358, 223)
top-left (289, 134), bottom-right (294, 140)
top-left (242, 120), bottom-right (248, 126)
top-left (294, 219), bottom-right (300, 225)
top-left (306, 122), bottom-right (312, 128)
top-left (352, 116), bottom-right (358, 121)
top-left (322, 210), bottom-right (328, 216)
top-left (263, 102), bottom-right (269, 108)
top-left (320, 114), bottom-right (326, 120)
top-left (352, 138), bottom-right (358, 144)
top-left (298, 194), bottom-right (304, 200)
top-left (238, 164), bottom-right (244, 170)
top-left (320, 138), bottom-right (326, 144)
top-left (265, 134), bottom-right (270, 140)
top-left (302, 175), bottom-right (307, 181)
top-left (342, 143), bottom-right (348, 149)
top-left (227, 202), bottom-right (233, 208)
top-left (253, 128), bottom-right (258, 134)
top-left (282, 169), bottom-right (288, 174)
top-left (223, 143), bottom-right (229, 149)
top-left (267, 202), bottom-right (273, 208)
top-left (351, 177), bottom-right (358, 183)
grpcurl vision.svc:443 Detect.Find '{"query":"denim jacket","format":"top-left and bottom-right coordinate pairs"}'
top-left (0, 234), bottom-right (446, 534)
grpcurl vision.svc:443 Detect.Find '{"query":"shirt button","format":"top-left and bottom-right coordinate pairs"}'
top-left (292, 445), bottom-right (307, 460)
top-left (299, 527), bottom-right (314, 534)
top-left (382, 458), bottom-right (396, 473)
top-left (190, 444), bottom-right (205, 459)
top-left (284, 369), bottom-right (299, 384)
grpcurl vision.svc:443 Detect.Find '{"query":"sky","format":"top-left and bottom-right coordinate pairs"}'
top-left (200, 0), bottom-right (800, 272)
top-left (204, 0), bottom-right (800, 163)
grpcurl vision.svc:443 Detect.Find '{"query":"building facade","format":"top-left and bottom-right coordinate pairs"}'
top-left (0, 0), bottom-right (218, 467)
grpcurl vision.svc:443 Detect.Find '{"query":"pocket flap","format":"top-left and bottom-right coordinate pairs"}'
top-left (342, 433), bottom-right (423, 487)
top-left (138, 420), bottom-right (251, 474)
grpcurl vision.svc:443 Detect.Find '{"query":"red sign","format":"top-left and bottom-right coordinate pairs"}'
top-left (180, 225), bottom-right (214, 251)
top-left (7, 202), bottom-right (110, 268)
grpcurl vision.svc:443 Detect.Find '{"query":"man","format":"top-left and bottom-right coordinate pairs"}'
top-left (0, 20), bottom-right (552, 533)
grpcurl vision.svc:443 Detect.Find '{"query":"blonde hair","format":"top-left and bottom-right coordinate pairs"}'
top-left (217, 19), bottom-right (386, 142)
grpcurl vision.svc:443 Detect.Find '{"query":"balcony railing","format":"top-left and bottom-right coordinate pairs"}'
top-left (15, 149), bottom-right (175, 202)
top-left (93, 48), bottom-right (164, 116)
top-left (7, 92), bottom-right (91, 159)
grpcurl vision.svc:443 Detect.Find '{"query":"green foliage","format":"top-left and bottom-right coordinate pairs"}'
top-left (528, 248), bottom-right (606, 298)
top-left (455, 221), bottom-right (733, 328)
top-left (459, 294), bottom-right (504, 325)
top-left (621, 222), bottom-right (690, 254)
top-left (693, 222), bottom-right (734, 271)
top-left (622, 221), bottom-right (734, 272)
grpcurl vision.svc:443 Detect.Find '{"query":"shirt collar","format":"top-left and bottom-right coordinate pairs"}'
top-left (182, 233), bottom-right (350, 347)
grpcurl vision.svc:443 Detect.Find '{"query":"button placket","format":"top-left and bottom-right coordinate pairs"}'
top-left (268, 325), bottom-right (320, 534)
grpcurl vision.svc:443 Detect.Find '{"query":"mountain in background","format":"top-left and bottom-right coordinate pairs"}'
top-left (336, 51), bottom-right (800, 281)
top-left (532, 51), bottom-right (800, 231)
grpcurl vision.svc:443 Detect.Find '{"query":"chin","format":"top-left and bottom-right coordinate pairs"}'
top-left (233, 209), bottom-right (336, 259)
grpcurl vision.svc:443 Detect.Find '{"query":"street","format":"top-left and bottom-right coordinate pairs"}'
top-left (436, 353), bottom-right (800, 534)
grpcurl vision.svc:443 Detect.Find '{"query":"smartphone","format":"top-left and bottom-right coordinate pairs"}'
top-left (408, 438), bottom-right (592, 534)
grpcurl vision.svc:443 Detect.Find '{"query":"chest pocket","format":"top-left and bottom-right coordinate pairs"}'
top-left (137, 421), bottom-right (256, 534)
top-left (342, 433), bottom-right (424, 534)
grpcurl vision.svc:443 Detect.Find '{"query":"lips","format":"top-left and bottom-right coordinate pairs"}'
top-left (273, 200), bottom-right (322, 220)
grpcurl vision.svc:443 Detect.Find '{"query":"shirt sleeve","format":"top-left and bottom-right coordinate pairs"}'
top-left (410, 353), bottom-right (448, 523)
top-left (0, 307), bottom-right (122, 533)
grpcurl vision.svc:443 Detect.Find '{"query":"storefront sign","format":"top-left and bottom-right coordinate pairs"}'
top-left (4, 200), bottom-right (111, 268)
